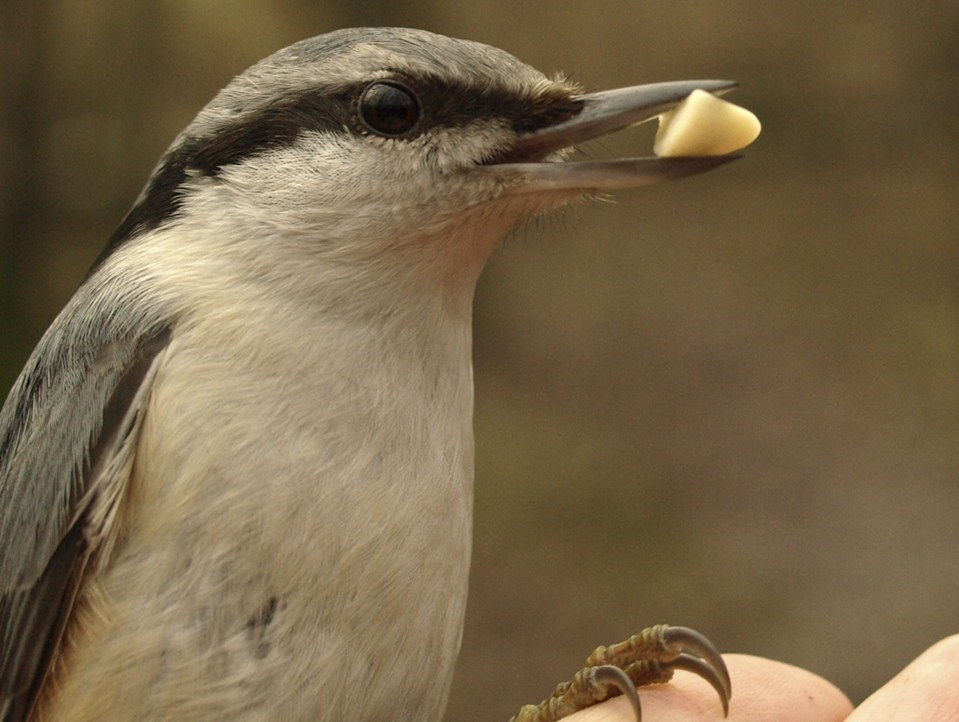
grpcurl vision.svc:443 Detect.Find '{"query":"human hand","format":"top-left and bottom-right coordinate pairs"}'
top-left (562, 635), bottom-right (959, 721)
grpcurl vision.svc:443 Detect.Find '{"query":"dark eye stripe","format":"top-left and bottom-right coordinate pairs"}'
top-left (90, 77), bottom-right (581, 276)
top-left (414, 72), bottom-right (582, 134)
top-left (89, 91), bottom-right (354, 275)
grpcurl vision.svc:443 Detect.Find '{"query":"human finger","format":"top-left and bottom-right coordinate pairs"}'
top-left (846, 635), bottom-right (959, 722)
top-left (564, 653), bottom-right (852, 722)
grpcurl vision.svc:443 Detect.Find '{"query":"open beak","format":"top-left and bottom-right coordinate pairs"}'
top-left (484, 79), bottom-right (741, 192)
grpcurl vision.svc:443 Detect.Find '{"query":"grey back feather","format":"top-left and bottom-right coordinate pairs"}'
top-left (0, 272), bottom-right (170, 720)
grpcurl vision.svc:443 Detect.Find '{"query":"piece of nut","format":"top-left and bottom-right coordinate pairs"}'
top-left (654, 89), bottom-right (761, 157)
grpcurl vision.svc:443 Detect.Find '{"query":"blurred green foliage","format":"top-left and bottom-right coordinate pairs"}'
top-left (1, 2), bottom-right (957, 719)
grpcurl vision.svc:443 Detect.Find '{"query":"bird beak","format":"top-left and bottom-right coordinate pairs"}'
top-left (483, 79), bottom-right (741, 193)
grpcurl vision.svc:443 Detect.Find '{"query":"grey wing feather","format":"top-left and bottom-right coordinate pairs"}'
top-left (0, 525), bottom-right (86, 722)
top-left (0, 281), bottom-right (171, 721)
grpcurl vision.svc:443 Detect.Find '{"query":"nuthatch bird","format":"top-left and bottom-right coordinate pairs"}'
top-left (0, 28), bottom-right (736, 722)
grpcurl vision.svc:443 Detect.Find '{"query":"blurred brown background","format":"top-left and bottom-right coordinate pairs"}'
top-left (1, 1), bottom-right (957, 719)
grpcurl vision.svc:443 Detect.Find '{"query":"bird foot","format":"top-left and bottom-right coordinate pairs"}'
top-left (508, 624), bottom-right (731, 722)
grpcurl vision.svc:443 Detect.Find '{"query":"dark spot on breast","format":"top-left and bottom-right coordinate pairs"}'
top-left (245, 596), bottom-right (279, 659)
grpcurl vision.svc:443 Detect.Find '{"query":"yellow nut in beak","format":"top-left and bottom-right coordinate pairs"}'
top-left (654, 89), bottom-right (761, 157)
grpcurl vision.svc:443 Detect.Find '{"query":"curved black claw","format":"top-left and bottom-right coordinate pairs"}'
top-left (508, 625), bottom-right (730, 722)
top-left (667, 653), bottom-right (731, 716)
top-left (662, 626), bottom-right (732, 715)
top-left (588, 665), bottom-right (643, 722)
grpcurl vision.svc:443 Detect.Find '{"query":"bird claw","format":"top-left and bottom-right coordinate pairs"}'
top-left (508, 624), bottom-right (731, 722)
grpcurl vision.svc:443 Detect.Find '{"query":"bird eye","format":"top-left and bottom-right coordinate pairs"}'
top-left (357, 81), bottom-right (422, 138)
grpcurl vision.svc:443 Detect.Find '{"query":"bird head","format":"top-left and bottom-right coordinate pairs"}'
top-left (97, 28), bottom-right (736, 307)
